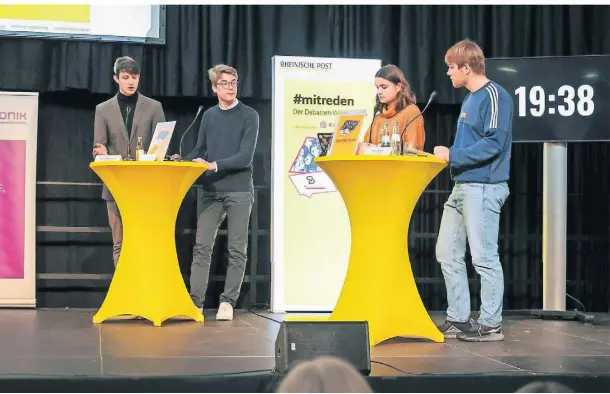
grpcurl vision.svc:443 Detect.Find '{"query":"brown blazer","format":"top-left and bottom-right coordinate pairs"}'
top-left (93, 93), bottom-right (166, 201)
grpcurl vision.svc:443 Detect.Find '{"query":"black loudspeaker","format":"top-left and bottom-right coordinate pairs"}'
top-left (274, 320), bottom-right (371, 375)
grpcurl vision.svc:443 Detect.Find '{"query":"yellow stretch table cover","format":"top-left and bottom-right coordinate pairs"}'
top-left (312, 154), bottom-right (447, 345)
top-left (90, 161), bottom-right (207, 327)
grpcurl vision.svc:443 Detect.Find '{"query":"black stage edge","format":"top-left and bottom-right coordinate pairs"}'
top-left (2, 374), bottom-right (610, 393)
top-left (1, 309), bottom-right (610, 393)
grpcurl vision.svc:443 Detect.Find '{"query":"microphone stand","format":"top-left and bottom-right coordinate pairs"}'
top-left (400, 91), bottom-right (438, 155)
top-left (176, 105), bottom-right (204, 161)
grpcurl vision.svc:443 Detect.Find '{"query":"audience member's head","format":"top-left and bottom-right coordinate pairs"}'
top-left (276, 356), bottom-right (373, 393)
top-left (516, 380), bottom-right (573, 393)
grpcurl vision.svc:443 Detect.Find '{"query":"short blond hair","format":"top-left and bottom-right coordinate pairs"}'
top-left (208, 64), bottom-right (238, 86)
top-left (445, 39), bottom-right (485, 75)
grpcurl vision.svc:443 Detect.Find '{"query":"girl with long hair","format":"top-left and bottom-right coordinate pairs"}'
top-left (360, 64), bottom-right (426, 152)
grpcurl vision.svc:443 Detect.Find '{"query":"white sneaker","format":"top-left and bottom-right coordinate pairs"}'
top-left (216, 302), bottom-right (233, 321)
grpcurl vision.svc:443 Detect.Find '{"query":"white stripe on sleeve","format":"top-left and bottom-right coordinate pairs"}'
top-left (485, 84), bottom-right (499, 129)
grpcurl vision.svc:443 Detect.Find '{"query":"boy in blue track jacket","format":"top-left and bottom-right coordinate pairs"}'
top-left (433, 39), bottom-right (514, 342)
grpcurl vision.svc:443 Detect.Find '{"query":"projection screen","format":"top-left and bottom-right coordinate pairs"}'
top-left (0, 5), bottom-right (166, 44)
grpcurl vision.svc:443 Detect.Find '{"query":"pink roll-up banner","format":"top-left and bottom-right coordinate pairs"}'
top-left (0, 92), bottom-right (38, 308)
top-left (0, 140), bottom-right (26, 278)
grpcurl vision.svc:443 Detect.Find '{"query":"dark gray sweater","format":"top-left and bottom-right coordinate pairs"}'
top-left (184, 102), bottom-right (259, 192)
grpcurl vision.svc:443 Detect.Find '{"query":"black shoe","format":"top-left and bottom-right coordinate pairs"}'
top-left (437, 318), bottom-right (474, 339)
top-left (457, 322), bottom-right (504, 342)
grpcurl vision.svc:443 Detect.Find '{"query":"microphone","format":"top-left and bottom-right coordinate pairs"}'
top-left (177, 105), bottom-right (204, 160)
top-left (400, 90), bottom-right (438, 155)
top-left (125, 106), bottom-right (134, 161)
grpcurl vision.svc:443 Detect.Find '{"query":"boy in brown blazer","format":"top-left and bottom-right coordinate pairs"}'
top-left (92, 56), bottom-right (166, 267)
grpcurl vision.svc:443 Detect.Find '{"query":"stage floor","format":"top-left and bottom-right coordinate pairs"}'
top-left (1, 308), bottom-right (610, 380)
top-left (1, 308), bottom-right (610, 393)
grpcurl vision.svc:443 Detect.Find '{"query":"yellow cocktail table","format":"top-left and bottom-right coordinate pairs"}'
top-left (90, 161), bottom-right (207, 326)
top-left (314, 154), bottom-right (447, 345)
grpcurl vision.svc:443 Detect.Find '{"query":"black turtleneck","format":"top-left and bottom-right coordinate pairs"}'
top-left (118, 91), bottom-right (138, 138)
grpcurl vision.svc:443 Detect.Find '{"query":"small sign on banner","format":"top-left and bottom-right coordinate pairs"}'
top-left (288, 172), bottom-right (337, 198)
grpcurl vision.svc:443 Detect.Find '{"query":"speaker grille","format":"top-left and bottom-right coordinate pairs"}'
top-left (276, 321), bottom-right (370, 375)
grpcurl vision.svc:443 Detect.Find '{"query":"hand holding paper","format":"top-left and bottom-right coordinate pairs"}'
top-left (434, 146), bottom-right (449, 162)
top-left (92, 143), bottom-right (108, 157)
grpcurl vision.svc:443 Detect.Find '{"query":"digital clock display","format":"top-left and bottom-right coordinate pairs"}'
top-left (486, 55), bottom-right (610, 142)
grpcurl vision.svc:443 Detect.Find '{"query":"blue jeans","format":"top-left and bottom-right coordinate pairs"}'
top-left (436, 182), bottom-right (509, 327)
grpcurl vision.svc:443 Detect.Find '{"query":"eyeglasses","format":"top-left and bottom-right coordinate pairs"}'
top-left (217, 80), bottom-right (238, 89)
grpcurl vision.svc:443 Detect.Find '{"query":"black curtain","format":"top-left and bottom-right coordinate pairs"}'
top-left (3, 5), bottom-right (610, 102)
top-left (2, 5), bottom-right (609, 312)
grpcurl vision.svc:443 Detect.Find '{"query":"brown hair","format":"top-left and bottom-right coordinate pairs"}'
top-left (208, 64), bottom-right (238, 86)
top-left (374, 64), bottom-right (416, 113)
top-left (516, 381), bottom-right (573, 393)
top-left (276, 356), bottom-right (373, 393)
top-left (445, 39), bottom-right (486, 75)
top-left (113, 56), bottom-right (140, 76)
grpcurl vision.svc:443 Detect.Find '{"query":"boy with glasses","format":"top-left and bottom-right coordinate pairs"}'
top-left (180, 64), bottom-right (259, 321)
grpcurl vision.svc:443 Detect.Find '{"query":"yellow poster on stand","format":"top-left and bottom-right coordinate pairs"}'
top-left (271, 56), bottom-right (381, 312)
